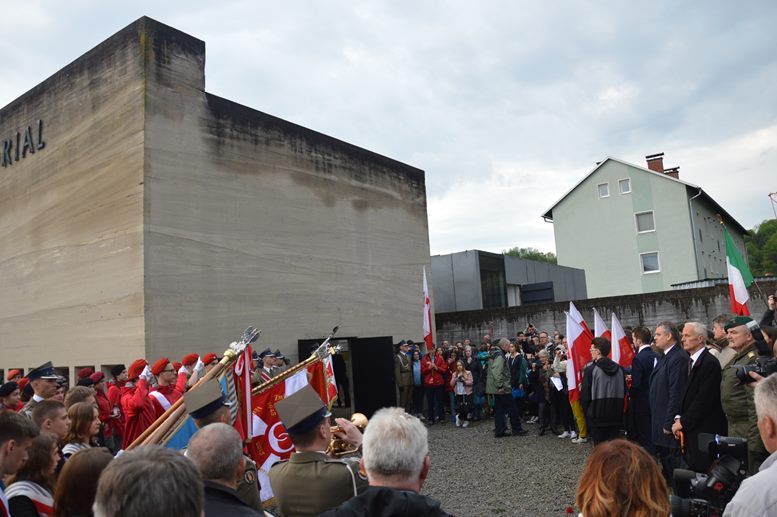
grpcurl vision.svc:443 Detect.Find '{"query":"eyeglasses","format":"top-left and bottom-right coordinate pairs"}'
top-left (162, 368), bottom-right (175, 373)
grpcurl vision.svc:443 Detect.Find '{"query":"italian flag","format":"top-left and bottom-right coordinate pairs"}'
top-left (724, 227), bottom-right (753, 316)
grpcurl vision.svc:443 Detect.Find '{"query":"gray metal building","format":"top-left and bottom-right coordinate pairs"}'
top-left (431, 250), bottom-right (587, 313)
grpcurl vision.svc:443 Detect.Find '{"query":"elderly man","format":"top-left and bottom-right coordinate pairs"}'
top-left (649, 321), bottom-right (689, 486)
top-left (20, 362), bottom-right (60, 417)
top-left (187, 423), bottom-right (262, 517)
top-left (721, 316), bottom-right (769, 474)
top-left (269, 385), bottom-right (367, 517)
top-left (319, 407), bottom-right (452, 517)
top-left (723, 372), bottom-right (777, 516)
top-left (94, 445), bottom-right (203, 517)
top-left (395, 341), bottom-right (413, 413)
top-left (710, 315), bottom-right (737, 368)
top-left (670, 322), bottom-right (728, 472)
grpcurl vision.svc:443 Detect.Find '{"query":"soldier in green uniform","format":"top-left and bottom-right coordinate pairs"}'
top-left (720, 316), bottom-right (769, 474)
top-left (269, 384), bottom-right (367, 517)
top-left (20, 362), bottom-right (59, 418)
top-left (183, 379), bottom-right (263, 513)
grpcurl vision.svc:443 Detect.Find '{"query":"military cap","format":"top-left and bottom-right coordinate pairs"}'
top-left (0, 382), bottom-right (19, 398)
top-left (127, 359), bottom-right (148, 380)
top-left (273, 349), bottom-right (285, 360)
top-left (90, 372), bottom-right (105, 384)
top-left (258, 348), bottom-right (275, 359)
top-left (724, 316), bottom-right (754, 331)
top-left (110, 364), bottom-right (126, 377)
top-left (275, 384), bottom-right (331, 435)
top-left (181, 353), bottom-right (199, 367)
top-left (184, 379), bottom-right (233, 420)
top-left (202, 353), bottom-right (218, 365)
top-left (27, 362), bottom-right (59, 381)
top-left (6, 369), bottom-right (22, 381)
top-left (77, 367), bottom-right (94, 379)
top-left (151, 357), bottom-right (171, 376)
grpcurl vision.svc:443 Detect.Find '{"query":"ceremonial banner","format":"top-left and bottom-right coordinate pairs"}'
top-left (246, 370), bottom-right (308, 502)
top-left (566, 308), bottom-right (592, 402)
top-left (308, 353), bottom-right (338, 408)
top-left (422, 266), bottom-right (433, 351)
top-left (592, 308), bottom-right (611, 342)
top-left (611, 313), bottom-right (635, 368)
top-left (724, 227), bottom-right (753, 316)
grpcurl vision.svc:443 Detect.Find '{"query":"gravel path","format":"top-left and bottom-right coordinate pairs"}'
top-left (421, 418), bottom-right (592, 517)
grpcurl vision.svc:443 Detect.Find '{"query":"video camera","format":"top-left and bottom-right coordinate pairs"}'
top-left (670, 434), bottom-right (748, 517)
top-left (735, 320), bottom-right (777, 384)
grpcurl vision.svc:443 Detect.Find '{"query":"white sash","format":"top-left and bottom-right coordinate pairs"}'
top-left (149, 390), bottom-right (172, 411)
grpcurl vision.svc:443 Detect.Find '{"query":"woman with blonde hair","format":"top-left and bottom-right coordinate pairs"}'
top-left (576, 439), bottom-right (670, 517)
top-left (61, 402), bottom-right (100, 458)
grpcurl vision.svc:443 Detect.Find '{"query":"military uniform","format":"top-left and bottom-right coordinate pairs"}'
top-left (20, 362), bottom-right (60, 418)
top-left (721, 344), bottom-right (768, 473)
top-left (269, 451), bottom-right (367, 517)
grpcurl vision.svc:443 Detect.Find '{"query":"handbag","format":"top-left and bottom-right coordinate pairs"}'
top-left (511, 387), bottom-right (525, 399)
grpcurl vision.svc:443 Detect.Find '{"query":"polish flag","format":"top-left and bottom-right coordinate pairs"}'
top-left (593, 308), bottom-right (612, 342)
top-left (566, 311), bottom-right (593, 402)
top-left (422, 267), bottom-right (434, 351)
top-left (308, 354), bottom-right (338, 407)
top-left (569, 302), bottom-right (593, 338)
top-left (611, 313), bottom-right (635, 368)
top-left (724, 227), bottom-right (753, 316)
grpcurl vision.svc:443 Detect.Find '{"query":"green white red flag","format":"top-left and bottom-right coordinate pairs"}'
top-left (724, 227), bottom-right (753, 316)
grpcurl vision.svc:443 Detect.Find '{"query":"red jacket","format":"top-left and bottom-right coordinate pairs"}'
top-left (95, 390), bottom-right (113, 439)
top-left (149, 373), bottom-right (187, 418)
top-left (120, 379), bottom-right (156, 448)
top-left (421, 354), bottom-right (447, 387)
top-left (107, 381), bottom-right (125, 440)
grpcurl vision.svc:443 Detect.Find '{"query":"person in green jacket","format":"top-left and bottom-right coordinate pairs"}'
top-left (487, 339), bottom-right (528, 438)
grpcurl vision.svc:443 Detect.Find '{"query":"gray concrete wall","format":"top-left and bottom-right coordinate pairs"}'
top-left (436, 280), bottom-right (777, 344)
top-left (431, 251), bottom-right (481, 312)
top-left (0, 21), bottom-right (147, 376)
top-left (503, 255), bottom-right (586, 301)
top-left (141, 19), bottom-right (432, 362)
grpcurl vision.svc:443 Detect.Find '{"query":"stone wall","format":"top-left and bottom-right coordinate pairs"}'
top-left (435, 280), bottom-right (777, 343)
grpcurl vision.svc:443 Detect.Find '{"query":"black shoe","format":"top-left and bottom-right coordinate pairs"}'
top-left (512, 429), bottom-right (528, 436)
top-left (494, 432), bottom-right (510, 438)
top-left (539, 428), bottom-right (546, 436)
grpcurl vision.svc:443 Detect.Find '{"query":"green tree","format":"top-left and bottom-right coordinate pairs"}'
top-left (745, 219), bottom-right (777, 276)
top-left (503, 246), bottom-right (557, 264)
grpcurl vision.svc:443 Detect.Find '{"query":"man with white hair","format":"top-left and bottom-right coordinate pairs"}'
top-left (319, 407), bottom-right (452, 516)
top-left (722, 372), bottom-right (777, 516)
top-left (670, 322), bottom-right (727, 472)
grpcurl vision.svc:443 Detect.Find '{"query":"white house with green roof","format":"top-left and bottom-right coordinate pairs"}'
top-left (542, 153), bottom-right (749, 298)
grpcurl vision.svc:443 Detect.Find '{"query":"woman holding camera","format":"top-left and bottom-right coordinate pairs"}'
top-left (450, 359), bottom-right (473, 427)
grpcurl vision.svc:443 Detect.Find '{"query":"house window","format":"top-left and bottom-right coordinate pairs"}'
top-left (597, 183), bottom-right (609, 198)
top-left (635, 211), bottom-right (656, 233)
top-left (618, 178), bottom-right (631, 194)
top-left (640, 252), bottom-right (660, 274)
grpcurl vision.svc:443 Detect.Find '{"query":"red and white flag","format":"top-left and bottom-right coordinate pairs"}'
top-left (724, 227), bottom-right (753, 316)
top-left (569, 302), bottom-right (593, 338)
top-left (246, 370), bottom-right (308, 502)
top-left (308, 354), bottom-right (338, 407)
top-left (422, 266), bottom-right (434, 351)
top-left (593, 308), bottom-right (611, 342)
top-left (566, 310), bottom-right (593, 401)
top-left (611, 313), bottom-right (635, 368)
top-left (232, 345), bottom-right (254, 441)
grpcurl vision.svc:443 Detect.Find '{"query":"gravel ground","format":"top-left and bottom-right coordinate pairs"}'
top-left (421, 417), bottom-right (592, 517)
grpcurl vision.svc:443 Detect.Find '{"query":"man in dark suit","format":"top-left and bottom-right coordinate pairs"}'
top-left (649, 321), bottom-right (689, 487)
top-left (629, 326), bottom-right (658, 454)
top-left (671, 322), bottom-right (727, 472)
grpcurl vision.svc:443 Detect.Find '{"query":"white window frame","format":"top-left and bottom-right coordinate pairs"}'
top-left (597, 182), bottom-right (610, 198)
top-left (635, 210), bottom-right (656, 234)
top-left (618, 178), bottom-right (631, 194)
top-left (639, 251), bottom-right (661, 274)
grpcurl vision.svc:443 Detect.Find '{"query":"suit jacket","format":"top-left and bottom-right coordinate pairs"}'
top-left (649, 344), bottom-right (689, 449)
top-left (630, 346), bottom-right (657, 415)
top-left (678, 348), bottom-right (728, 471)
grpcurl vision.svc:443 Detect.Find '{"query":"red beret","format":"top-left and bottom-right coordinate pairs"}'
top-left (17, 377), bottom-right (29, 390)
top-left (127, 359), bottom-right (148, 380)
top-left (77, 367), bottom-right (94, 379)
top-left (202, 353), bottom-right (218, 365)
top-left (90, 372), bottom-right (105, 384)
top-left (181, 354), bottom-right (198, 367)
top-left (172, 362), bottom-right (182, 371)
top-left (7, 369), bottom-right (22, 381)
top-left (151, 358), bottom-right (171, 376)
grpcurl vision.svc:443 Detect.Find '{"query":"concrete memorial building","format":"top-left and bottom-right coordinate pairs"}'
top-left (0, 16), bottom-right (431, 400)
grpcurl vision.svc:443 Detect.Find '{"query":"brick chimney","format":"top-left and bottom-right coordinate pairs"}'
top-left (646, 152), bottom-right (664, 174)
top-left (663, 167), bottom-right (680, 179)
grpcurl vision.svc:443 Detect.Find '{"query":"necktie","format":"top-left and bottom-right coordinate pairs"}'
top-left (687, 357), bottom-right (693, 376)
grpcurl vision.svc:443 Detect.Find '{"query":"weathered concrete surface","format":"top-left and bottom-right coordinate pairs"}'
top-left (1, 17), bottom-right (432, 377)
top-left (0, 23), bottom-right (147, 376)
top-left (436, 280), bottom-right (777, 342)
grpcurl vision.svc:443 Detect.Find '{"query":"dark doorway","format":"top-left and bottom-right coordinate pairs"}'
top-left (350, 336), bottom-right (396, 418)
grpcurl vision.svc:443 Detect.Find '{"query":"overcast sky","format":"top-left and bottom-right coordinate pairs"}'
top-left (2, 1), bottom-right (775, 255)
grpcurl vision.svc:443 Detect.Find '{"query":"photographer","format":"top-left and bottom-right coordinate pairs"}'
top-left (723, 372), bottom-right (777, 516)
top-left (759, 294), bottom-right (776, 328)
top-left (721, 317), bottom-right (769, 474)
